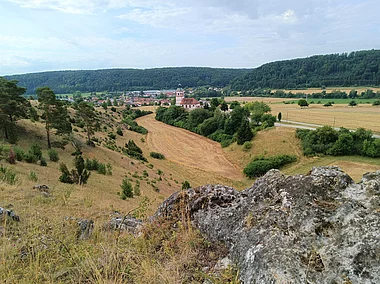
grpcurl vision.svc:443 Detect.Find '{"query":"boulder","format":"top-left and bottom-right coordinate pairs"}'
top-left (0, 207), bottom-right (20, 222)
top-left (155, 166), bottom-right (380, 283)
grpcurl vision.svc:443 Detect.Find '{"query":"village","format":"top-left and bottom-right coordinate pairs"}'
top-left (57, 86), bottom-right (222, 109)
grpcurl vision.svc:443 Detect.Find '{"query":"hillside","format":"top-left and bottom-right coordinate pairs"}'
top-left (230, 49), bottom-right (380, 90)
top-left (5, 67), bottom-right (251, 95)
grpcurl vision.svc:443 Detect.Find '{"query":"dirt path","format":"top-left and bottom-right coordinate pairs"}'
top-left (136, 114), bottom-right (243, 179)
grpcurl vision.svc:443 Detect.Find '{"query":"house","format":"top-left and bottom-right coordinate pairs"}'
top-left (175, 87), bottom-right (201, 110)
top-left (180, 98), bottom-right (201, 109)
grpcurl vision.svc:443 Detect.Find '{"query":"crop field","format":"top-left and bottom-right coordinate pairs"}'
top-left (136, 113), bottom-right (249, 189)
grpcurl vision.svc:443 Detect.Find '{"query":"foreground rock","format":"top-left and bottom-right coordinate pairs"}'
top-left (155, 166), bottom-right (380, 283)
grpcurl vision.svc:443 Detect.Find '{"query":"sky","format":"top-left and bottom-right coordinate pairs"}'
top-left (0, 0), bottom-right (379, 75)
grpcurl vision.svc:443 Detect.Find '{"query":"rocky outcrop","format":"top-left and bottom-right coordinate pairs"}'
top-left (0, 206), bottom-right (20, 222)
top-left (155, 166), bottom-right (380, 283)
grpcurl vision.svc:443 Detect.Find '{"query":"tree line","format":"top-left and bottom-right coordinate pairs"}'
top-left (296, 126), bottom-right (380, 157)
top-left (155, 100), bottom-right (276, 147)
top-left (5, 67), bottom-right (251, 95)
top-left (230, 50), bottom-right (380, 90)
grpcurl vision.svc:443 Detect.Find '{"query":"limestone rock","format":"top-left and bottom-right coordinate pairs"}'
top-left (155, 166), bottom-right (380, 283)
top-left (0, 207), bottom-right (20, 222)
top-left (104, 215), bottom-right (142, 234)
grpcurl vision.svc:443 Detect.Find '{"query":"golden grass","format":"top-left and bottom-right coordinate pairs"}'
top-left (270, 103), bottom-right (380, 133)
top-left (136, 113), bottom-right (250, 189)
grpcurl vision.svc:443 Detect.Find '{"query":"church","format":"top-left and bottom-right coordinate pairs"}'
top-left (175, 87), bottom-right (201, 109)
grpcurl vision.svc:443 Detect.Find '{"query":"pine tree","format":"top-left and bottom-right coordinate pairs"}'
top-left (37, 87), bottom-right (72, 148)
top-left (76, 102), bottom-right (98, 145)
top-left (236, 119), bottom-right (253, 145)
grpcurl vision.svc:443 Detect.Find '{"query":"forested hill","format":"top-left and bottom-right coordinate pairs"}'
top-left (230, 50), bottom-right (380, 91)
top-left (5, 67), bottom-right (251, 94)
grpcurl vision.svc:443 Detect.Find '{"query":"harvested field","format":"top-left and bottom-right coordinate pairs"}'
top-left (136, 114), bottom-right (244, 181)
top-left (225, 97), bottom-right (293, 103)
top-left (270, 103), bottom-right (380, 133)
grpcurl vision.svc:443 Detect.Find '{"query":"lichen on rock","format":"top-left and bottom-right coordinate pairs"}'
top-left (155, 166), bottom-right (380, 283)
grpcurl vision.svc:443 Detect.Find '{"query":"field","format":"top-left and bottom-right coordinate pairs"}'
top-left (277, 87), bottom-right (380, 94)
top-left (136, 112), bottom-right (249, 189)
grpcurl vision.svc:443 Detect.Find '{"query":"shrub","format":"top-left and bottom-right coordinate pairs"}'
top-left (106, 163), bottom-right (112, 175)
top-left (24, 152), bottom-right (38, 163)
top-left (0, 165), bottom-right (18, 185)
top-left (85, 158), bottom-right (99, 171)
top-left (48, 149), bottom-right (59, 162)
top-left (182, 180), bottom-right (191, 190)
top-left (7, 148), bottom-right (16, 164)
top-left (242, 141), bottom-right (253, 152)
top-left (134, 181), bottom-right (141, 196)
top-left (150, 152), bottom-right (165, 160)
top-left (97, 163), bottom-right (106, 175)
top-left (108, 133), bottom-right (116, 140)
top-left (40, 156), bottom-right (47, 167)
top-left (116, 127), bottom-right (123, 136)
top-left (13, 147), bottom-right (25, 161)
top-left (243, 155), bottom-right (297, 178)
top-left (29, 171), bottom-right (38, 182)
top-left (29, 143), bottom-right (42, 160)
top-left (59, 163), bottom-right (74, 184)
top-left (120, 178), bottom-right (133, 199)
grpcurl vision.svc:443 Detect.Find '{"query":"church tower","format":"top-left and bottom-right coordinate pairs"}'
top-left (175, 84), bottom-right (184, 106)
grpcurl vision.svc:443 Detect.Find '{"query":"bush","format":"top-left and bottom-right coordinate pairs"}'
top-left (40, 156), bottom-right (47, 167)
top-left (48, 149), bottom-right (59, 162)
top-left (0, 165), bottom-right (18, 185)
top-left (97, 163), bottom-right (106, 175)
top-left (29, 171), bottom-right (38, 182)
top-left (24, 152), bottom-right (39, 163)
top-left (116, 127), bottom-right (123, 136)
top-left (13, 147), bottom-right (25, 161)
top-left (150, 152), bottom-right (165, 160)
top-left (120, 178), bottom-right (133, 199)
top-left (7, 148), bottom-right (16, 164)
top-left (243, 155), bottom-right (297, 178)
top-left (182, 180), bottom-right (191, 190)
top-left (29, 143), bottom-right (42, 160)
top-left (242, 141), bottom-right (253, 151)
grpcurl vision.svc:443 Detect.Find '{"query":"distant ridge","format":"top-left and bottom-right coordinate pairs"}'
top-left (230, 49), bottom-right (380, 91)
top-left (4, 67), bottom-right (251, 94)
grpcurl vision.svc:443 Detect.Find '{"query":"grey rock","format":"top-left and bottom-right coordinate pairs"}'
top-left (0, 207), bottom-right (20, 222)
top-left (155, 166), bottom-right (380, 283)
top-left (104, 215), bottom-right (142, 234)
top-left (77, 219), bottom-right (94, 240)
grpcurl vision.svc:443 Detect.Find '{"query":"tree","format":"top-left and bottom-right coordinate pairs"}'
top-left (298, 99), bottom-right (309, 108)
top-left (76, 102), bottom-right (98, 145)
top-left (210, 98), bottom-right (220, 108)
top-left (188, 108), bottom-right (210, 128)
top-left (120, 178), bottom-right (133, 199)
top-left (348, 100), bottom-right (357, 107)
top-left (349, 90), bottom-right (357, 99)
top-left (220, 101), bottom-right (228, 112)
top-left (236, 119), bottom-right (254, 145)
top-left (182, 180), bottom-right (191, 190)
top-left (245, 101), bottom-right (271, 126)
top-left (37, 87), bottom-right (72, 148)
top-left (277, 112), bottom-right (282, 122)
top-left (0, 77), bottom-right (30, 143)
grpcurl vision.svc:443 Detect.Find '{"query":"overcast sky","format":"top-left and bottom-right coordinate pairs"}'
top-left (0, 0), bottom-right (379, 75)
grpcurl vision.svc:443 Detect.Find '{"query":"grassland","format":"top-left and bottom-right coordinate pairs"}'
top-left (2, 101), bottom-right (380, 282)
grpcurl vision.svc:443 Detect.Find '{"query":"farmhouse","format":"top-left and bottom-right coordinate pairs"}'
top-left (175, 88), bottom-right (201, 109)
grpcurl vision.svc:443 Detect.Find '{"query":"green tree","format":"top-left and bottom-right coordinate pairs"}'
top-left (120, 178), bottom-right (133, 199)
top-left (245, 101), bottom-right (271, 125)
top-left (76, 102), bottom-right (98, 145)
top-left (182, 180), bottom-right (191, 190)
top-left (348, 100), bottom-right (357, 107)
top-left (220, 101), bottom-right (228, 112)
top-left (188, 108), bottom-right (210, 128)
top-left (37, 87), bottom-right (72, 148)
top-left (0, 77), bottom-right (30, 143)
top-left (298, 99), bottom-right (309, 108)
top-left (278, 112), bottom-right (282, 122)
top-left (236, 119), bottom-right (254, 145)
